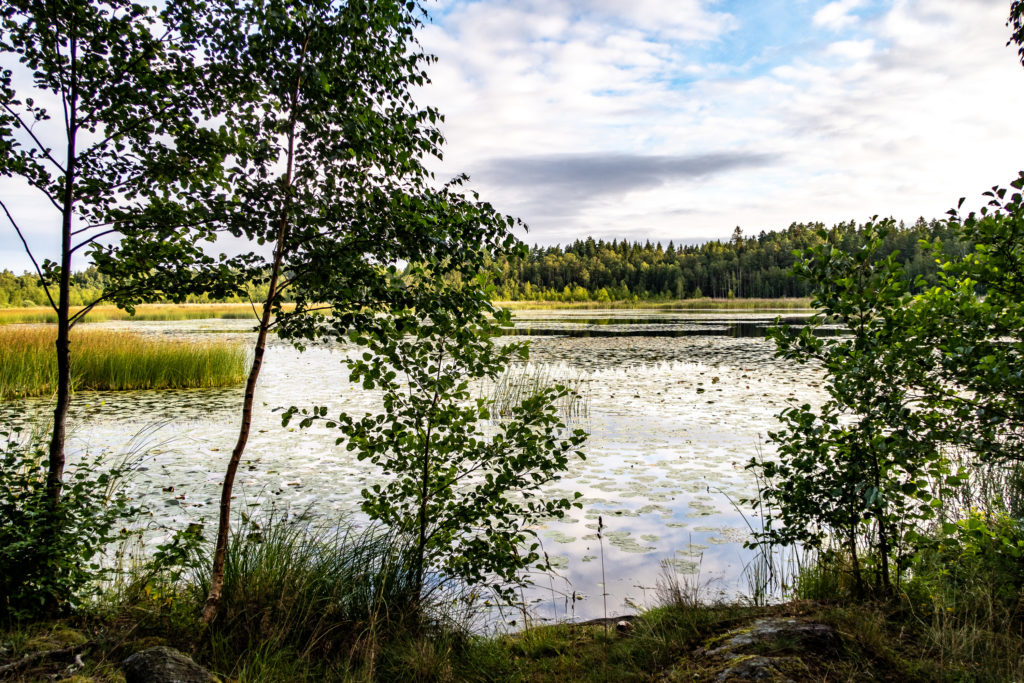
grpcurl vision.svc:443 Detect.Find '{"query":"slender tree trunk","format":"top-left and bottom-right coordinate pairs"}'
top-left (875, 506), bottom-right (892, 594)
top-left (201, 82), bottom-right (302, 624)
top-left (414, 355), bottom-right (446, 607)
top-left (416, 425), bottom-right (431, 602)
top-left (870, 444), bottom-right (892, 594)
top-left (848, 525), bottom-right (864, 598)
top-left (200, 282), bottom-right (277, 623)
top-left (47, 29), bottom-right (78, 508)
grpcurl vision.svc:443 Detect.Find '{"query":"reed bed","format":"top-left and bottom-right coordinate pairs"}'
top-left (0, 302), bottom-right (298, 325)
top-left (0, 326), bottom-right (250, 399)
top-left (487, 364), bottom-right (589, 421)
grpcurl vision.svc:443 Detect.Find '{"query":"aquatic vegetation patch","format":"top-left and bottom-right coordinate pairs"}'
top-left (543, 530), bottom-right (577, 544)
top-left (0, 326), bottom-right (250, 398)
top-left (485, 363), bottom-right (590, 420)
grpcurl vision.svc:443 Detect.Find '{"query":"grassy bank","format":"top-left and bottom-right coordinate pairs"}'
top-left (2, 577), bottom-right (1020, 682)
top-left (0, 303), bottom-right (294, 325)
top-left (497, 297), bottom-right (814, 310)
top-left (2, 516), bottom-right (1021, 682)
top-left (0, 327), bottom-right (250, 399)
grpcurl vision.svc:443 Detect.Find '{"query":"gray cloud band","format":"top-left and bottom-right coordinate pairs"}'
top-left (474, 152), bottom-right (780, 198)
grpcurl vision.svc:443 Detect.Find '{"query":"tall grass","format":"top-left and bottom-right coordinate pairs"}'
top-left (0, 302), bottom-right (297, 325)
top-left (0, 326), bottom-right (250, 398)
top-left (110, 513), bottom-right (440, 680)
top-left (487, 364), bottom-right (590, 420)
top-left (199, 514), bottom-right (423, 675)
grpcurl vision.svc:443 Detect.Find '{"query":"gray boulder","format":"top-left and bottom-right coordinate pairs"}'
top-left (695, 618), bottom-right (844, 682)
top-left (123, 646), bottom-right (218, 683)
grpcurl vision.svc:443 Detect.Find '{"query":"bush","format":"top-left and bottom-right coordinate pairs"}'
top-left (910, 510), bottom-right (1024, 611)
top-left (0, 426), bottom-right (138, 621)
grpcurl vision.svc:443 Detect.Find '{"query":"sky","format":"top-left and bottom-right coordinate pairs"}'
top-left (413, 0), bottom-right (1024, 247)
top-left (2, 0), bottom-right (1024, 271)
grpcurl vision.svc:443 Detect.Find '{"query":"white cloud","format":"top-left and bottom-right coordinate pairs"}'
top-left (813, 0), bottom-right (866, 31)
top-left (826, 39), bottom-right (876, 60)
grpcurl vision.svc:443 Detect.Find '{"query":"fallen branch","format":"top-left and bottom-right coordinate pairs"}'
top-left (575, 614), bottom-right (636, 627)
top-left (0, 644), bottom-right (87, 677)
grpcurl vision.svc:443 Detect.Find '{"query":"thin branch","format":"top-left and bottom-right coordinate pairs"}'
top-left (1, 103), bottom-right (67, 172)
top-left (291, 304), bottom-right (337, 314)
top-left (69, 288), bottom-right (119, 327)
top-left (21, 180), bottom-right (66, 213)
top-left (84, 111), bottom-right (159, 152)
top-left (454, 460), bottom-right (488, 484)
top-left (71, 221), bottom-right (116, 235)
top-left (52, 6), bottom-right (71, 134)
top-left (71, 215), bottom-right (219, 236)
top-left (0, 198), bottom-right (57, 310)
top-left (245, 290), bottom-right (261, 321)
top-left (70, 228), bottom-right (120, 254)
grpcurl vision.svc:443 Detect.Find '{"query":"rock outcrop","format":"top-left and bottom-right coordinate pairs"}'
top-left (696, 618), bottom-right (843, 682)
top-left (123, 646), bottom-right (218, 683)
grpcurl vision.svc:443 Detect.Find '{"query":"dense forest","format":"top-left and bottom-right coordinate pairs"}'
top-left (0, 217), bottom-right (967, 307)
top-left (492, 217), bottom-right (964, 301)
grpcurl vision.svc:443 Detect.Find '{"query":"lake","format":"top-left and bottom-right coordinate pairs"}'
top-left (1, 308), bottom-right (828, 625)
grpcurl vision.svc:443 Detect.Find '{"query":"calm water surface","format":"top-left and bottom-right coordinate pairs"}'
top-left (3, 308), bottom-right (828, 625)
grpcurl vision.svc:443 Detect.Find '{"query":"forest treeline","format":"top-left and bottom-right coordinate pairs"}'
top-left (1, 217), bottom-right (963, 307)
top-left (492, 218), bottom-right (965, 301)
top-left (0, 267), bottom-right (278, 308)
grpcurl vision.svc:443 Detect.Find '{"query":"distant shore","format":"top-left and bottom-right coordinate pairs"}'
top-left (496, 297), bottom-right (814, 310)
top-left (0, 298), bottom-right (814, 325)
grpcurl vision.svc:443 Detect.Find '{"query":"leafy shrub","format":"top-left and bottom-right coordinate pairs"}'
top-left (287, 290), bottom-right (587, 608)
top-left (0, 426), bottom-right (138, 620)
top-left (910, 511), bottom-right (1024, 610)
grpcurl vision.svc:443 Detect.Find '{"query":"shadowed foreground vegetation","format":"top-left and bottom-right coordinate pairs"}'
top-left (1, 513), bottom-right (1021, 682)
top-left (0, 326), bottom-right (250, 399)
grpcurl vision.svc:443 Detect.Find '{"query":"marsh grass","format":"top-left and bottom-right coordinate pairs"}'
top-left (102, 513), bottom-right (463, 681)
top-left (0, 302), bottom-right (298, 324)
top-left (0, 326), bottom-right (249, 398)
top-left (488, 364), bottom-right (589, 420)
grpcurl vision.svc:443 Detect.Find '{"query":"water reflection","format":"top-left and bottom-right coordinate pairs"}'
top-left (504, 312), bottom-right (841, 339)
top-left (0, 309), bottom-right (828, 625)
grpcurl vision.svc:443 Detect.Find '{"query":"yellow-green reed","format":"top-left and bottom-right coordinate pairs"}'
top-left (0, 302), bottom-right (300, 325)
top-left (0, 326), bottom-right (250, 399)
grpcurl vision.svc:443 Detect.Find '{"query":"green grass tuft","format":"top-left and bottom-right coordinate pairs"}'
top-left (487, 365), bottom-right (589, 421)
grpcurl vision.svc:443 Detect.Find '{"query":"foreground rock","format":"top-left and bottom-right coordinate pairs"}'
top-left (696, 618), bottom-right (843, 681)
top-left (123, 646), bottom-right (219, 683)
